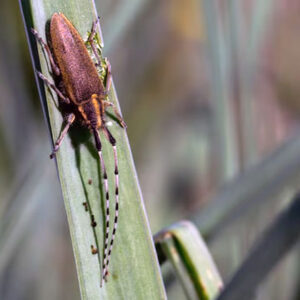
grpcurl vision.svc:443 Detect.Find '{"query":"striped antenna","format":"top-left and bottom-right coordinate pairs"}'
top-left (93, 129), bottom-right (110, 287)
top-left (102, 144), bottom-right (119, 281)
top-left (101, 127), bottom-right (119, 281)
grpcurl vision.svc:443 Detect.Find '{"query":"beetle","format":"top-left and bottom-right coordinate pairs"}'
top-left (31, 13), bottom-right (126, 284)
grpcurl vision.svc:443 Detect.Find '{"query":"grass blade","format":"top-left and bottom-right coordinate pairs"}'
top-left (19, 0), bottom-right (166, 298)
top-left (202, 0), bottom-right (239, 181)
top-left (216, 194), bottom-right (300, 300)
top-left (155, 221), bottom-right (223, 299)
top-left (192, 131), bottom-right (300, 239)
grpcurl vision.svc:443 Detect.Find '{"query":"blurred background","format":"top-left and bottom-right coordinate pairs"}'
top-left (0, 0), bottom-right (300, 299)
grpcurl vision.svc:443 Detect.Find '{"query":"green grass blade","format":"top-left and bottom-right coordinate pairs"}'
top-left (19, 0), bottom-right (166, 298)
top-left (0, 143), bottom-right (56, 275)
top-left (192, 132), bottom-right (300, 239)
top-left (95, 0), bottom-right (150, 52)
top-left (155, 221), bottom-right (223, 299)
top-left (202, 0), bottom-right (239, 181)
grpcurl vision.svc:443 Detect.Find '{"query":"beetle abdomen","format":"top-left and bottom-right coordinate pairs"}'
top-left (50, 13), bottom-right (104, 104)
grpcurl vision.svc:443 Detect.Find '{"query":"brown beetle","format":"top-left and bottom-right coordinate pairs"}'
top-left (32, 13), bottom-right (126, 285)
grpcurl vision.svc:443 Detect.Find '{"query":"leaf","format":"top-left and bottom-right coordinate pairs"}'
top-left (155, 221), bottom-right (223, 300)
top-left (19, 0), bottom-right (166, 298)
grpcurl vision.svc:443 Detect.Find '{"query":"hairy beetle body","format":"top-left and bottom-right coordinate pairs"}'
top-left (50, 13), bottom-right (105, 129)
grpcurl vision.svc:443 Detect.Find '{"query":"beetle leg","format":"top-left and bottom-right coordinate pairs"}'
top-left (87, 18), bottom-right (102, 67)
top-left (50, 113), bottom-right (75, 159)
top-left (37, 71), bottom-right (70, 104)
top-left (87, 21), bottom-right (112, 95)
top-left (104, 60), bottom-right (112, 95)
top-left (103, 100), bottom-right (127, 129)
top-left (31, 28), bottom-right (60, 76)
top-left (97, 60), bottom-right (112, 98)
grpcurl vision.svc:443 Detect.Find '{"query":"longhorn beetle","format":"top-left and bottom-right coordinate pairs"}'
top-left (31, 13), bottom-right (126, 285)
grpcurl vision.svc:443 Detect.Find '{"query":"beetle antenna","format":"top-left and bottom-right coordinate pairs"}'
top-left (93, 128), bottom-right (110, 287)
top-left (102, 127), bottom-right (119, 281)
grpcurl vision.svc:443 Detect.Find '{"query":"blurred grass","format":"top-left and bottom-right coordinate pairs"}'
top-left (202, 0), bottom-right (239, 182)
top-left (0, 143), bottom-right (50, 275)
top-left (192, 131), bottom-right (300, 239)
top-left (216, 194), bottom-right (300, 300)
top-left (95, 0), bottom-right (150, 53)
